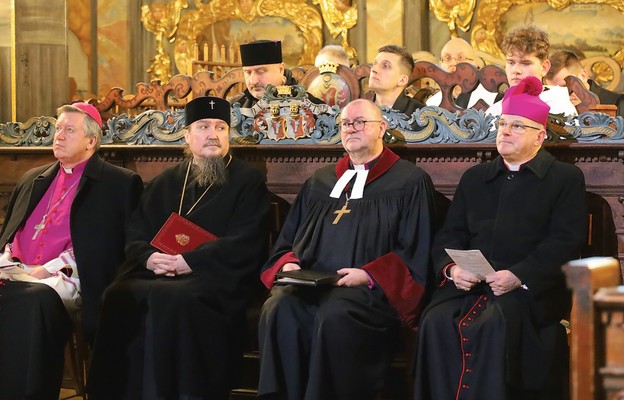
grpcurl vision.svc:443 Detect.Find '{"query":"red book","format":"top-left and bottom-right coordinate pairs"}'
top-left (150, 212), bottom-right (218, 255)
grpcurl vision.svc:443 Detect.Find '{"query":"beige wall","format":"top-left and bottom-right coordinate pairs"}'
top-left (8, 0), bottom-right (68, 121)
top-left (365, 0), bottom-right (403, 63)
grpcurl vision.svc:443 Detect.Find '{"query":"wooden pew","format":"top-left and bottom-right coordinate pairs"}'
top-left (3, 60), bottom-right (624, 399)
top-left (1, 147), bottom-right (623, 399)
top-left (594, 286), bottom-right (624, 400)
top-left (565, 258), bottom-right (622, 400)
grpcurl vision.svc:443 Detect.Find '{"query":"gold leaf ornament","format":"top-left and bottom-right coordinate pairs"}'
top-left (430, 0), bottom-right (476, 37)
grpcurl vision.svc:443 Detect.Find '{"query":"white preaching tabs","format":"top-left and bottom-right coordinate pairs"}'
top-left (445, 249), bottom-right (496, 280)
top-left (329, 164), bottom-right (369, 199)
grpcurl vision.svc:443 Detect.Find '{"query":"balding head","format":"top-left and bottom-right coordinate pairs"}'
top-left (341, 98), bottom-right (383, 120)
top-left (339, 99), bottom-right (387, 164)
top-left (440, 37), bottom-right (477, 73)
top-left (315, 45), bottom-right (350, 67)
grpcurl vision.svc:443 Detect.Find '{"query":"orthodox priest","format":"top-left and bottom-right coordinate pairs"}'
top-left (87, 96), bottom-right (271, 400)
top-left (258, 98), bottom-right (436, 400)
top-left (0, 102), bottom-right (142, 400)
top-left (232, 40), bottom-right (323, 107)
top-left (414, 76), bottom-right (587, 400)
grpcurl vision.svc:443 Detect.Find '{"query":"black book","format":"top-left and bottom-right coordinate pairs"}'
top-left (275, 269), bottom-right (341, 286)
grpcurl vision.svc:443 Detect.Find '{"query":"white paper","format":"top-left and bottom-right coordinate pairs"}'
top-left (0, 261), bottom-right (20, 268)
top-left (445, 249), bottom-right (496, 280)
top-left (0, 264), bottom-right (32, 277)
top-left (0, 254), bottom-right (22, 269)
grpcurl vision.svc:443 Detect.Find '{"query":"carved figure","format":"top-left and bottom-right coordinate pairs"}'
top-left (141, 0), bottom-right (189, 81)
top-left (312, 0), bottom-right (358, 58)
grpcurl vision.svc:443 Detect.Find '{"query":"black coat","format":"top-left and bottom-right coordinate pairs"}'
top-left (0, 154), bottom-right (143, 341)
top-left (431, 148), bottom-right (587, 321)
top-left (365, 90), bottom-right (425, 118)
top-left (414, 148), bottom-right (587, 399)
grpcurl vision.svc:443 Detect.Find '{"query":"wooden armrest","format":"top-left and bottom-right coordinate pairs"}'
top-left (564, 257), bottom-right (622, 400)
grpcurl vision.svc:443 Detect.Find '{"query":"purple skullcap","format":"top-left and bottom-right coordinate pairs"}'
top-left (501, 76), bottom-right (550, 126)
top-left (71, 102), bottom-right (103, 128)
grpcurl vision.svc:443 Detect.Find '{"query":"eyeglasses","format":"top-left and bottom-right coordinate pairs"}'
top-left (440, 55), bottom-right (474, 64)
top-left (495, 119), bottom-right (542, 135)
top-left (339, 119), bottom-right (382, 132)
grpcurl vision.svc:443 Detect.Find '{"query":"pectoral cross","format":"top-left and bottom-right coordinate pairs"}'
top-left (332, 201), bottom-right (351, 224)
top-left (32, 215), bottom-right (47, 240)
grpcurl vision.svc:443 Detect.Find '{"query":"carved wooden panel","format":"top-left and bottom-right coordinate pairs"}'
top-left (0, 142), bottom-right (623, 400)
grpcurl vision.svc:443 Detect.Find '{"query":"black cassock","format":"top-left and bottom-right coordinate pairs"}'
top-left (0, 281), bottom-right (70, 400)
top-left (414, 149), bottom-right (587, 400)
top-left (87, 158), bottom-right (270, 400)
top-left (258, 148), bottom-right (435, 400)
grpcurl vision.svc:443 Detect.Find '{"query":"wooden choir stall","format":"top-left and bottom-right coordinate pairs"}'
top-left (1, 62), bottom-right (624, 400)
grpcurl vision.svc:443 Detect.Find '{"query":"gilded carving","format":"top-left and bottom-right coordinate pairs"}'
top-left (429, 0), bottom-right (477, 37)
top-left (141, 0), bottom-right (189, 82)
top-left (312, 0), bottom-right (358, 58)
top-left (546, 0), bottom-right (572, 10)
top-left (471, 0), bottom-right (624, 64)
top-left (255, 0), bottom-right (323, 63)
top-left (143, 0), bottom-right (323, 81)
top-left (583, 55), bottom-right (622, 90)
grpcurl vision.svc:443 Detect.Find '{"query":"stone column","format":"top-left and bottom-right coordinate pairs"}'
top-left (1, 0), bottom-right (68, 122)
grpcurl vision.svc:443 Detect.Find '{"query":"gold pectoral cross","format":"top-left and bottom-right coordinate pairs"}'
top-left (332, 201), bottom-right (351, 224)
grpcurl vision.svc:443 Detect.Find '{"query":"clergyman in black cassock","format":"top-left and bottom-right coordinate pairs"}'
top-left (87, 97), bottom-right (270, 400)
top-left (414, 76), bottom-right (587, 400)
top-left (231, 39), bottom-right (323, 108)
top-left (258, 99), bottom-right (435, 400)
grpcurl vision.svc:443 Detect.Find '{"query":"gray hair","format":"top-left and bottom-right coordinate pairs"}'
top-left (56, 105), bottom-right (102, 150)
top-left (315, 45), bottom-right (350, 67)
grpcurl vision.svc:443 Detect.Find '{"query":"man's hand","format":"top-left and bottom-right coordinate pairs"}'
top-left (281, 263), bottom-right (301, 272)
top-left (485, 270), bottom-right (522, 296)
top-left (147, 253), bottom-right (192, 276)
top-left (28, 266), bottom-right (53, 279)
top-left (449, 265), bottom-right (481, 292)
top-left (169, 254), bottom-right (192, 275)
top-left (336, 268), bottom-right (369, 287)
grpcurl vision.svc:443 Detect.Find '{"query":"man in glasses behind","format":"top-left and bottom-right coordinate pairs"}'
top-left (414, 76), bottom-right (587, 400)
top-left (257, 98), bottom-right (436, 400)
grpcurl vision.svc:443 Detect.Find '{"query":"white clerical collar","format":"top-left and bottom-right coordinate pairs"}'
top-left (505, 162), bottom-right (521, 171)
top-left (504, 153), bottom-right (538, 172)
top-left (62, 166), bottom-right (73, 174)
top-left (329, 167), bottom-right (369, 199)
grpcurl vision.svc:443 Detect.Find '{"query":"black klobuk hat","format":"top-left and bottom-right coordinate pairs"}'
top-left (239, 40), bottom-right (283, 67)
top-left (185, 96), bottom-right (231, 127)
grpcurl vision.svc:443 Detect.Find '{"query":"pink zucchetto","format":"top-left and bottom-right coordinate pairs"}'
top-left (501, 76), bottom-right (550, 127)
top-left (71, 102), bottom-right (103, 128)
